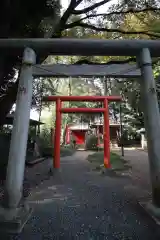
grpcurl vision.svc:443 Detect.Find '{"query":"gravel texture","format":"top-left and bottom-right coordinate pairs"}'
top-left (2, 151), bottom-right (160, 239)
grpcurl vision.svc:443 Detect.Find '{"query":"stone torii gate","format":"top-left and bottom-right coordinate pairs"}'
top-left (0, 38), bottom-right (160, 232)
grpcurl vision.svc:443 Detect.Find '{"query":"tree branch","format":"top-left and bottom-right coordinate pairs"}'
top-left (71, 7), bottom-right (160, 23)
top-left (76, 0), bottom-right (84, 5)
top-left (39, 0), bottom-right (84, 60)
top-left (72, 0), bottom-right (111, 15)
top-left (47, 0), bottom-right (83, 38)
top-left (65, 22), bottom-right (160, 38)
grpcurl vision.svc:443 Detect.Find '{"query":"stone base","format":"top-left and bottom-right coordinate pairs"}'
top-left (139, 200), bottom-right (160, 225)
top-left (0, 204), bottom-right (33, 233)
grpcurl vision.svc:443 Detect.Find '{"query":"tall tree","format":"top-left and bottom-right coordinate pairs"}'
top-left (0, 0), bottom-right (159, 125)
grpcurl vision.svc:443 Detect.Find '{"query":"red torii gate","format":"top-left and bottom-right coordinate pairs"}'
top-left (43, 95), bottom-right (122, 169)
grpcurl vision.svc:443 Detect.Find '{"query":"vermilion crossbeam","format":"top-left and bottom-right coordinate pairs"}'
top-left (43, 95), bottom-right (122, 102)
top-left (61, 108), bottom-right (106, 113)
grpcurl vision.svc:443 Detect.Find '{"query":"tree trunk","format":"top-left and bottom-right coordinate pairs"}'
top-left (0, 82), bottom-right (18, 125)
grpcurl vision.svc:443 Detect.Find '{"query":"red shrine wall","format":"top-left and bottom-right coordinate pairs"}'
top-left (72, 130), bottom-right (86, 145)
top-left (65, 124), bottom-right (120, 146)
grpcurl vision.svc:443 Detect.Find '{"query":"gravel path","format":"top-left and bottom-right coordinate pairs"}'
top-left (112, 148), bottom-right (151, 199)
top-left (3, 150), bottom-right (160, 239)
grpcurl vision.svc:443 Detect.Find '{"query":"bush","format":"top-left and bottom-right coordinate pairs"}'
top-left (87, 151), bottom-right (126, 170)
top-left (40, 128), bottom-right (52, 148)
top-left (41, 145), bottom-right (75, 158)
top-left (60, 146), bottom-right (75, 157)
top-left (85, 134), bottom-right (98, 150)
top-left (41, 147), bottom-right (52, 157)
top-left (117, 129), bottom-right (141, 147)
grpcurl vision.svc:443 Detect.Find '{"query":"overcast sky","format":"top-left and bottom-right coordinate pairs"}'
top-left (61, 0), bottom-right (117, 14)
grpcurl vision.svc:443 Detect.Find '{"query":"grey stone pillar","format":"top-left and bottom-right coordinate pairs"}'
top-left (139, 48), bottom-right (160, 207)
top-left (5, 48), bottom-right (36, 208)
top-left (0, 48), bottom-right (36, 233)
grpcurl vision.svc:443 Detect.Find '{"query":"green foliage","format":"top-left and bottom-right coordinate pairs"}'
top-left (40, 127), bottom-right (52, 148)
top-left (39, 125), bottom-right (76, 157)
top-left (87, 151), bottom-right (126, 170)
top-left (40, 145), bottom-right (75, 158)
top-left (85, 134), bottom-right (98, 150)
top-left (0, 0), bottom-right (61, 42)
top-left (154, 64), bottom-right (160, 78)
top-left (0, 126), bottom-right (12, 134)
top-left (60, 146), bottom-right (76, 157)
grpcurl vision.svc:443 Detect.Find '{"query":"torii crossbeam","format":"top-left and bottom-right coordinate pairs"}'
top-left (33, 63), bottom-right (141, 78)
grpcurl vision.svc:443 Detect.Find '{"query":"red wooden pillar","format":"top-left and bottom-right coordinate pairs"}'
top-left (103, 99), bottom-right (110, 168)
top-left (65, 125), bottom-right (70, 144)
top-left (54, 98), bottom-right (61, 169)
